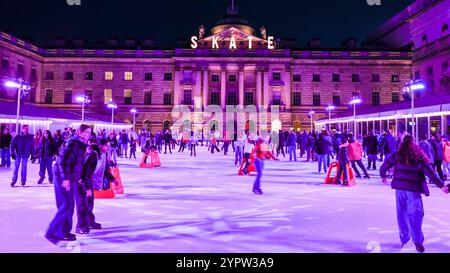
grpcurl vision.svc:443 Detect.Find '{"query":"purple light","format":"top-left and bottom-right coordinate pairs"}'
top-left (76, 95), bottom-right (90, 103)
top-left (107, 102), bottom-right (118, 109)
top-left (326, 105), bottom-right (335, 111)
top-left (130, 108), bottom-right (137, 114)
top-left (350, 98), bottom-right (362, 105)
top-left (4, 81), bottom-right (31, 90)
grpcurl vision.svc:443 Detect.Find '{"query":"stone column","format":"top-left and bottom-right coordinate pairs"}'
top-left (256, 69), bottom-right (262, 109)
top-left (263, 67), bottom-right (269, 109)
top-left (221, 67), bottom-right (226, 109)
top-left (195, 68), bottom-right (202, 100)
top-left (284, 68), bottom-right (291, 110)
top-left (173, 66), bottom-right (181, 106)
top-left (202, 67), bottom-right (209, 108)
top-left (238, 67), bottom-right (244, 108)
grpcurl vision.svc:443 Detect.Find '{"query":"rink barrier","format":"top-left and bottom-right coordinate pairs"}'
top-left (139, 151), bottom-right (161, 168)
top-left (324, 161), bottom-right (356, 186)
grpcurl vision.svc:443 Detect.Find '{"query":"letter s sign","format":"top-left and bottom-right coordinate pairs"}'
top-left (67, 0), bottom-right (81, 6)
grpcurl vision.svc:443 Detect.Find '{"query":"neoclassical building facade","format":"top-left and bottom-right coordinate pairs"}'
top-left (0, 2), bottom-right (413, 133)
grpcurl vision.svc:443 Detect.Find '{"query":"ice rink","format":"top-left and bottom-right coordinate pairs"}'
top-left (0, 147), bottom-right (449, 253)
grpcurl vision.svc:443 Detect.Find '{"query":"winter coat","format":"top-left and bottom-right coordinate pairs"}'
top-left (107, 136), bottom-right (118, 149)
top-left (38, 138), bottom-right (57, 158)
top-left (419, 140), bottom-right (435, 164)
top-left (10, 132), bottom-right (35, 158)
top-left (366, 135), bottom-right (379, 155)
top-left (380, 152), bottom-right (444, 196)
top-left (348, 140), bottom-right (363, 161)
top-left (0, 133), bottom-right (11, 149)
top-left (443, 142), bottom-right (450, 163)
top-left (80, 150), bottom-right (115, 192)
top-left (430, 139), bottom-right (444, 161)
top-left (53, 136), bottom-right (87, 184)
top-left (119, 133), bottom-right (130, 145)
top-left (380, 134), bottom-right (397, 155)
top-left (315, 136), bottom-right (331, 155)
top-left (287, 132), bottom-right (297, 147)
top-left (336, 145), bottom-right (349, 164)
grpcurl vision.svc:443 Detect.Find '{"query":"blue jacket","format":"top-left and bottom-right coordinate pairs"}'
top-left (10, 132), bottom-right (35, 158)
top-left (287, 132), bottom-right (297, 147)
top-left (380, 152), bottom-right (444, 196)
top-left (380, 134), bottom-right (397, 155)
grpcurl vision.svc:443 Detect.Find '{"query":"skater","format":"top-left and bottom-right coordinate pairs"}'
top-left (45, 124), bottom-right (91, 244)
top-left (335, 138), bottom-right (350, 185)
top-left (252, 136), bottom-right (278, 195)
top-left (164, 129), bottom-right (172, 154)
top-left (107, 132), bottom-right (118, 165)
top-left (287, 129), bottom-right (297, 162)
top-left (234, 132), bottom-right (245, 165)
top-left (0, 127), bottom-right (12, 168)
top-left (10, 124), bottom-right (35, 187)
top-left (210, 132), bottom-right (220, 154)
top-left (347, 134), bottom-right (370, 179)
top-left (380, 135), bottom-right (449, 253)
top-left (37, 130), bottom-right (58, 184)
top-left (316, 132), bottom-right (331, 173)
top-left (242, 136), bottom-right (254, 174)
top-left (366, 130), bottom-right (379, 170)
top-left (119, 130), bottom-right (130, 158)
top-left (129, 137), bottom-right (137, 159)
top-left (430, 133), bottom-right (445, 181)
top-left (190, 131), bottom-right (198, 157)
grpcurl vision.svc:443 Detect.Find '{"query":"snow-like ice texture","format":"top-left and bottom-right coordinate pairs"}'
top-left (0, 147), bottom-right (449, 253)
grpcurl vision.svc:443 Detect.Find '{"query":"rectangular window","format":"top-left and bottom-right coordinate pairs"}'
top-left (183, 90), bottom-right (192, 105)
top-left (442, 61), bottom-right (449, 73)
top-left (164, 72), bottom-right (172, 81)
top-left (85, 90), bottom-right (93, 100)
top-left (45, 71), bottom-right (54, 80)
top-left (352, 73), bottom-right (360, 82)
top-left (45, 89), bottom-right (53, 104)
top-left (212, 74), bottom-right (220, 82)
top-left (292, 92), bottom-right (301, 106)
top-left (105, 71), bottom-right (113, 80)
top-left (392, 92), bottom-right (400, 103)
top-left (17, 63), bottom-right (24, 77)
top-left (372, 90), bottom-right (380, 106)
top-left (65, 71), bottom-right (74, 80)
top-left (372, 74), bottom-right (380, 82)
top-left (427, 66), bottom-right (433, 76)
top-left (313, 91), bottom-right (321, 106)
top-left (145, 72), bottom-right (153, 81)
top-left (104, 89), bottom-right (112, 104)
top-left (163, 93), bottom-right (172, 105)
top-left (1, 58), bottom-right (8, 71)
top-left (244, 92), bottom-right (253, 105)
top-left (352, 91), bottom-right (360, 98)
top-left (31, 68), bottom-right (37, 81)
top-left (144, 90), bottom-right (152, 105)
top-left (85, 72), bottom-right (94, 80)
top-left (124, 89), bottom-right (132, 104)
top-left (125, 71), bottom-right (133, 81)
top-left (313, 74), bottom-right (321, 82)
top-left (64, 90), bottom-right (72, 104)
top-left (415, 71), bottom-right (421, 80)
top-left (272, 91), bottom-right (281, 105)
top-left (391, 74), bottom-right (400, 82)
top-left (272, 72), bottom-right (281, 81)
top-left (293, 74), bottom-right (301, 82)
top-left (210, 92), bottom-right (220, 105)
top-left (227, 92), bottom-right (237, 106)
top-left (228, 75), bottom-right (237, 82)
top-left (332, 91), bottom-right (341, 106)
top-left (332, 74), bottom-right (340, 82)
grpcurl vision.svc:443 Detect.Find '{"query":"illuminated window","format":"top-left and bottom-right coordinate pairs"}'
top-left (125, 71), bottom-right (133, 80)
top-left (124, 89), bottom-right (132, 104)
top-left (104, 89), bottom-right (112, 104)
top-left (105, 71), bottom-right (113, 80)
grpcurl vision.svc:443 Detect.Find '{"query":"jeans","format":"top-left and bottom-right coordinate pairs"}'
top-left (442, 161), bottom-right (450, 176)
top-left (1, 148), bottom-right (11, 167)
top-left (234, 146), bottom-right (243, 165)
top-left (121, 144), bottom-right (128, 157)
top-left (12, 157), bottom-right (28, 184)
top-left (244, 153), bottom-right (250, 170)
top-left (190, 144), bottom-right (197, 156)
top-left (253, 158), bottom-right (264, 191)
top-left (130, 149), bottom-right (136, 159)
top-left (350, 160), bottom-right (369, 177)
top-left (75, 182), bottom-right (95, 230)
top-left (317, 154), bottom-right (327, 173)
top-left (395, 189), bottom-right (424, 245)
top-left (46, 177), bottom-right (75, 238)
top-left (336, 162), bottom-right (348, 182)
top-left (434, 160), bottom-right (445, 180)
top-left (384, 153), bottom-right (393, 176)
top-left (306, 148), bottom-right (312, 161)
top-left (288, 146), bottom-right (297, 161)
top-left (110, 148), bottom-right (117, 164)
top-left (211, 144), bottom-right (220, 154)
top-left (39, 157), bottom-right (54, 182)
top-left (367, 154), bottom-right (378, 169)
top-left (164, 142), bottom-right (172, 154)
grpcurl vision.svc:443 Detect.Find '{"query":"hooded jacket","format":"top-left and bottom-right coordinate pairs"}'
top-left (53, 136), bottom-right (87, 183)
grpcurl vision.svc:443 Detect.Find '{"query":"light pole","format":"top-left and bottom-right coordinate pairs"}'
top-left (4, 79), bottom-right (31, 134)
top-left (350, 97), bottom-right (362, 139)
top-left (107, 101), bottom-right (118, 125)
top-left (403, 79), bottom-right (425, 141)
top-left (76, 95), bottom-right (91, 123)
top-left (130, 108), bottom-right (137, 130)
top-left (308, 110), bottom-right (315, 133)
top-left (326, 105), bottom-right (335, 131)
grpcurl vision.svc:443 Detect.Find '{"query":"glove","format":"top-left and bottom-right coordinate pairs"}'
top-left (11, 154), bottom-right (16, 160)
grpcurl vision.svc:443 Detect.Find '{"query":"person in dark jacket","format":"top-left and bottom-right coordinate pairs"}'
top-left (10, 124), bottom-right (35, 187)
top-left (45, 124), bottom-right (91, 244)
top-left (119, 130), bottom-right (130, 158)
top-left (287, 130), bottom-right (298, 162)
top-left (335, 138), bottom-right (350, 185)
top-left (316, 133), bottom-right (331, 173)
top-left (418, 135), bottom-right (434, 166)
top-left (107, 132), bottom-right (118, 164)
top-left (164, 129), bottom-right (172, 154)
top-left (0, 127), bottom-right (12, 168)
top-left (366, 130), bottom-right (379, 170)
top-left (37, 130), bottom-right (58, 184)
top-left (430, 133), bottom-right (445, 181)
top-left (380, 135), bottom-right (448, 253)
top-left (276, 130), bottom-right (286, 158)
top-left (129, 137), bottom-right (137, 159)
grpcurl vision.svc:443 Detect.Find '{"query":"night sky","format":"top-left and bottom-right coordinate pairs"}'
top-left (0, 0), bottom-right (414, 48)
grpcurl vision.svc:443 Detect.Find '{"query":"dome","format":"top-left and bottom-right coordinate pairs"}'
top-left (211, 1), bottom-right (255, 35)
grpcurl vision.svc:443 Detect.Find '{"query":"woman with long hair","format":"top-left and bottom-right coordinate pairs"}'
top-left (380, 135), bottom-right (449, 253)
top-left (37, 130), bottom-right (57, 184)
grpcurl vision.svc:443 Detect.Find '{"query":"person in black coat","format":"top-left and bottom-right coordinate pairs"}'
top-left (10, 124), bottom-right (35, 187)
top-left (430, 133), bottom-right (445, 181)
top-left (366, 130), bottom-right (379, 170)
top-left (380, 135), bottom-right (448, 253)
top-left (0, 127), bottom-right (12, 168)
top-left (164, 129), bottom-right (172, 154)
top-left (335, 138), bottom-right (350, 185)
top-left (37, 130), bottom-right (58, 184)
top-left (45, 124), bottom-right (91, 244)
